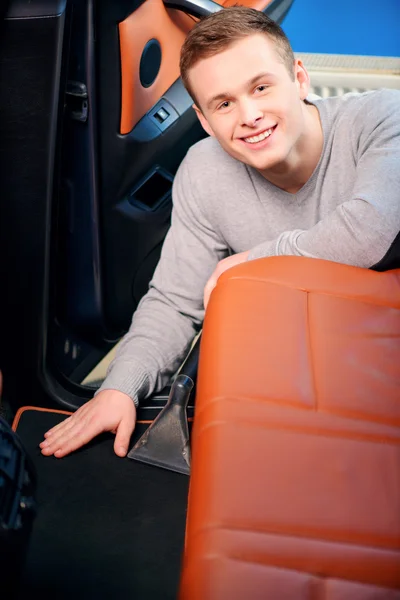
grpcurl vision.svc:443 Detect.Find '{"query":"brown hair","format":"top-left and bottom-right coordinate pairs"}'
top-left (180, 7), bottom-right (295, 106)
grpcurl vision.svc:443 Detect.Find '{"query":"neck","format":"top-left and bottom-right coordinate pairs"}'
top-left (258, 103), bottom-right (323, 194)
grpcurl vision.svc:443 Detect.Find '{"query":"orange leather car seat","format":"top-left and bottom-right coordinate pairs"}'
top-left (180, 256), bottom-right (400, 599)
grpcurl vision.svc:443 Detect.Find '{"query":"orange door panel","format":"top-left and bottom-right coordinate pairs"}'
top-left (119, 0), bottom-right (196, 134)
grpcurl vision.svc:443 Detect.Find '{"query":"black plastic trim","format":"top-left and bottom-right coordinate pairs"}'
top-left (371, 231), bottom-right (400, 272)
top-left (127, 166), bottom-right (173, 212)
top-left (265, 0), bottom-right (295, 23)
top-left (5, 0), bottom-right (67, 19)
top-left (130, 79), bottom-right (193, 142)
top-left (139, 39), bottom-right (162, 88)
top-left (163, 0), bottom-right (222, 18)
top-left (162, 77), bottom-right (193, 115)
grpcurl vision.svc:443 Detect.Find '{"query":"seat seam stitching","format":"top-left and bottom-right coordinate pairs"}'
top-left (219, 276), bottom-right (400, 309)
top-left (186, 524), bottom-right (400, 554)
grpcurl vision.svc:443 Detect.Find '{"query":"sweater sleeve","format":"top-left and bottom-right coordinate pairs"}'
top-left (96, 155), bottom-right (228, 405)
top-left (248, 90), bottom-right (400, 267)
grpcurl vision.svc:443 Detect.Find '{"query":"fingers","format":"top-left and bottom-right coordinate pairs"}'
top-left (204, 276), bottom-right (217, 310)
top-left (43, 402), bottom-right (91, 438)
top-left (40, 410), bottom-right (102, 458)
top-left (114, 417), bottom-right (136, 457)
top-left (43, 423), bottom-right (98, 458)
top-left (39, 391), bottom-right (137, 459)
top-left (204, 252), bottom-right (249, 309)
top-left (43, 413), bottom-right (79, 439)
top-left (204, 259), bottom-right (228, 309)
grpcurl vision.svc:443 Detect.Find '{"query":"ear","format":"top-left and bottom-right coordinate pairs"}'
top-left (294, 59), bottom-right (311, 101)
top-left (193, 105), bottom-right (215, 137)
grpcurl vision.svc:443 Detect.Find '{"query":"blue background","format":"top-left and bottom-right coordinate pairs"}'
top-left (282, 0), bottom-right (400, 57)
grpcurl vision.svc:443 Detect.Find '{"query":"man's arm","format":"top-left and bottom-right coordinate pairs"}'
top-left (248, 91), bottom-right (400, 268)
top-left (41, 154), bottom-right (228, 458)
top-left (247, 198), bottom-right (398, 268)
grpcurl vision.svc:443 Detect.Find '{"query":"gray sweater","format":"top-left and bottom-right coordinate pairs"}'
top-left (97, 89), bottom-right (400, 405)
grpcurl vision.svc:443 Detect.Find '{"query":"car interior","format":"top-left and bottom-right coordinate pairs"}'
top-left (0, 0), bottom-right (399, 598)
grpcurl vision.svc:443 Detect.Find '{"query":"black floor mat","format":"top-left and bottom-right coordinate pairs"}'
top-left (15, 409), bottom-right (190, 600)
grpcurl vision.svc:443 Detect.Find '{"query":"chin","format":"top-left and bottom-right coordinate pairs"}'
top-left (222, 142), bottom-right (283, 172)
top-left (244, 154), bottom-right (282, 172)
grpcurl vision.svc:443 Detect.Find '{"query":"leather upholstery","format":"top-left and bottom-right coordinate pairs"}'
top-left (179, 256), bottom-right (400, 599)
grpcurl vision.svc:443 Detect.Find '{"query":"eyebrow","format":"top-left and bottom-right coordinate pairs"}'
top-left (206, 72), bottom-right (276, 109)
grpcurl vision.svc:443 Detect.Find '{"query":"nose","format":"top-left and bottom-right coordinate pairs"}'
top-left (239, 98), bottom-right (263, 127)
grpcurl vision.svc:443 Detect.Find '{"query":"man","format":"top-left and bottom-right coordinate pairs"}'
top-left (40, 7), bottom-right (400, 459)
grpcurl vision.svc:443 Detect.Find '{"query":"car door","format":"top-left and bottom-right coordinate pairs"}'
top-left (0, 0), bottom-right (294, 414)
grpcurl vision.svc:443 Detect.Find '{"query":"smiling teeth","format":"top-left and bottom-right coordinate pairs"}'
top-left (244, 128), bottom-right (273, 144)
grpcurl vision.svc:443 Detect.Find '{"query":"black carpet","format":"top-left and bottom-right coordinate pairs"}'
top-left (15, 409), bottom-right (190, 600)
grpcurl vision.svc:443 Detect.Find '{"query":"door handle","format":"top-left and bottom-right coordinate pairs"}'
top-left (163, 0), bottom-right (222, 18)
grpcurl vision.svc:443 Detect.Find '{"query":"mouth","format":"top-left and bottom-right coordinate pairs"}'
top-left (239, 125), bottom-right (277, 148)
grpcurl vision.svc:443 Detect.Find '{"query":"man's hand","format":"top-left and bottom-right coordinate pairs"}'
top-left (204, 250), bottom-right (250, 309)
top-left (39, 389), bottom-right (137, 458)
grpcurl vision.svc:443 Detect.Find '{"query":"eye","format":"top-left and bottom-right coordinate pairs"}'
top-left (217, 100), bottom-right (231, 111)
top-left (255, 84), bottom-right (269, 93)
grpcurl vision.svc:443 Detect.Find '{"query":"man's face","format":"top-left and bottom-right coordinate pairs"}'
top-left (188, 34), bottom-right (311, 175)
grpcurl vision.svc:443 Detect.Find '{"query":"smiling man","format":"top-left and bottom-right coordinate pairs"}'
top-left (185, 30), bottom-right (322, 190)
top-left (40, 7), bottom-right (400, 459)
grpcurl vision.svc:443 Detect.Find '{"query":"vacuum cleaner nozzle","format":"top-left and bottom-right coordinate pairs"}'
top-left (128, 374), bottom-right (193, 475)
